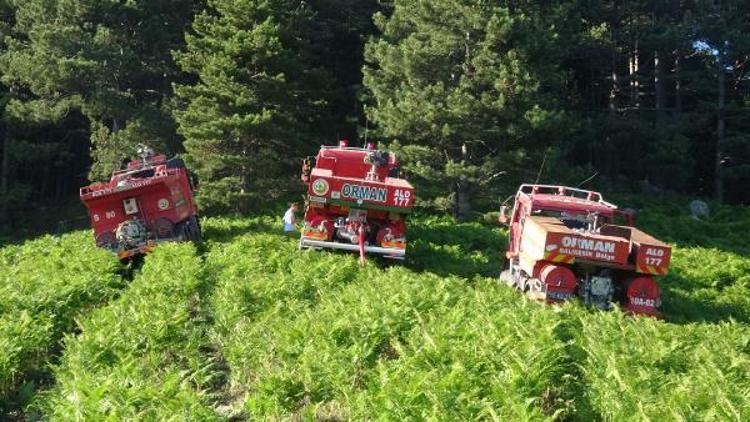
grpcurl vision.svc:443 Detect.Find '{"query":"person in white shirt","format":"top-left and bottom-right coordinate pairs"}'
top-left (283, 203), bottom-right (300, 234)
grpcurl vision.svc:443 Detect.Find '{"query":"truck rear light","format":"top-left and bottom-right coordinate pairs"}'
top-left (625, 276), bottom-right (661, 317)
top-left (376, 220), bottom-right (406, 248)
top-left (539, 264), bottom-right (576, 302)
top-left (381, 240), bottom-right (406, 249)
top-left (303, 216), bottom-right (334, 241)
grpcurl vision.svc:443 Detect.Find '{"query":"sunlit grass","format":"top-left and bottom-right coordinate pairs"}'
top-left (38, 244), bottom-right (220, 420)
top-left (0, 232), bottom-right (123, 406)
top-left (2, 203), bottom-right (748, 419)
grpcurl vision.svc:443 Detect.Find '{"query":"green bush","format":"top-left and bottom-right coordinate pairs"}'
top-left (349, 278), bottom-right (572, 420)
top-left (205, 226), bottom-right (571, 419)
top-left (0, 232), bottom-right (123, 404)
top-left (407, 215), bottom-right (505, 277)
top-left (2, 201), bottom-right (748, 419)
top-left (579, 311), bottom-right (750, 420)
top-left (662, 247), bottom-right (750, 323)
top-left (38, 243), bottom-right (219, 420)
top-left (203, 212), bottom-right (750, 420)
top-left (203, 228), bottom-right (368, 416)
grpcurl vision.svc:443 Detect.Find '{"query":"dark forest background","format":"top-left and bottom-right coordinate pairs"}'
top-left (0, 0), bottom-right (748, 229)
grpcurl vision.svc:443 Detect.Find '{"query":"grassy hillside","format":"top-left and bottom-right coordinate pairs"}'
top-left (1, 199), bottom-right (749, 420)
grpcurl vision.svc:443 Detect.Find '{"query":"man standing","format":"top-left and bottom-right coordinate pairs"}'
top-left (283, 202), bottom-right (300, 235)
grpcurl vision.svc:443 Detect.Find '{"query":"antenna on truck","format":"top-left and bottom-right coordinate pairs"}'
top-left (576, 171), bottom-right (599, 188)
top-left (534, 150), bottom-right (548, 184)
top-left (363, 104), bottom-right (369, 145)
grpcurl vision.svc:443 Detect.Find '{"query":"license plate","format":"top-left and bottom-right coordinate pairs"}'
top-left (547, 290), bottom-right (573, 301)
top-left (630, 297), bottom-right (656, 307)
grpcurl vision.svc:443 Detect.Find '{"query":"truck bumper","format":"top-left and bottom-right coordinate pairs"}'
top-left (299, 238), bottom-right (406, 259)
top-left (117, 244), bottom-right (157, 259)
top-left (114, 236), bottom-right (184, 259)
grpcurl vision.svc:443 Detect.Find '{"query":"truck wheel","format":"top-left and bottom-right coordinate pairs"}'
top-left (525, 278), bottom-right (545, 300)
top-left (190, 216), bottom-right (202, 243)
top-left (179, 219), bottom-right (195, 242)
top-left (181, 216), bottom-right (201, 243)
top-left (178, 221), bottom-right (190, 242)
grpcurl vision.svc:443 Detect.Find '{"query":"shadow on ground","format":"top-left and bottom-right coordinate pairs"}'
top-left (200, 216), bottom-right (279, 245)
top-left (402, 218), bottom-right (506, 279)
top-left (661, 264), bottom-right (750, 325)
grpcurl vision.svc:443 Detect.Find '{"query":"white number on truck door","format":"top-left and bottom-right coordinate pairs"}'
top-left (394, 189), bottom-right (411, 207)
top-left (645, 248), bottom-right (664, 266)
top-left (645, 257), bottom-right (663, 266)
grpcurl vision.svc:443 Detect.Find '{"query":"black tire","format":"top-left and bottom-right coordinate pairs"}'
top-left (178, 218), bottom-right (196, 243)
top-left (179, 221), bottom-right (190, 242)
top-left (180, 215), bottom-right (202, 243)
top-left (190, 215), bottom-right (202, 243)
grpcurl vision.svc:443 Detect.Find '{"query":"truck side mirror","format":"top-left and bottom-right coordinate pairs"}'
top-left (498, 205), bottom-right (509, 225)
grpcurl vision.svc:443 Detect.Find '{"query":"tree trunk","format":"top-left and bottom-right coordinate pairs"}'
top-left (605, 46), bottom-right (619, 177)
top-left (628, 52), bottom-right (634, 105)
top-left (455, 179), bottom-right (471, 221)
top-left (715, 52), bottom-right (726, 203)
top-left (629, 41), bottom-right (640, 108)
top-left (674, 51), bottom-right (682, 115)
top-left (454, 142), bottom-right (472, 221)
top-left (1, 123), bottom-right (8, 229)
top-left (609, 51), bottom-right (619, 112)
top-left (654, 50), bottom-right (666, 114)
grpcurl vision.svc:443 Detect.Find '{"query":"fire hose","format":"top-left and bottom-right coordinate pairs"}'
top-left (358, 224), bottom-right (366, 265)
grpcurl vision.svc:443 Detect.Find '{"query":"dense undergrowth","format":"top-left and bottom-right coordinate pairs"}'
top-left (0, 233), bottom-right (124, 412)
top-left (39, 244), bottom-right (218, 420)
top-left (0, 197), bottom-right (748, 420)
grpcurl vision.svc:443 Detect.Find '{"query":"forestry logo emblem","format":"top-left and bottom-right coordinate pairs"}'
top-left (312, 178), bottom-right (330, 196)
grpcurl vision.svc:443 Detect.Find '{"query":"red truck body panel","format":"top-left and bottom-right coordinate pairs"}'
top-left (519, 216), bottom-right (631, 266)
top-left (307, 170), bottom-right (414, 212)
top-left (79, 154), bottom-right (199, 258)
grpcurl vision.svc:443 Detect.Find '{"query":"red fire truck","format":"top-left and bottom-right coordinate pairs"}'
top-left (80, 147), bottom-right (201, 259)
top-left (300, 140), bottom-right (415, 263)
top-left (500, 184), bottom-right (672, 316)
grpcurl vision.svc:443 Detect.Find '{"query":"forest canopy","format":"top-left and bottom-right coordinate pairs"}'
top-left (0, 0), bottom-right (748, 225)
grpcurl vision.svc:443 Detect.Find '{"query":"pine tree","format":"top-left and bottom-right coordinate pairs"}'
top-left (308, 0), bottom-right (382, 140)
top-left (363, 0), bottom-right (569, 219)
top-left (692, 0), bottom-right (750, 203)
top-left (174, 0), bottom-right (333, 213)
top-left (0, 0), bottom-right (13, 227)
top-left (0, 0), bottom-right (200, 180)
